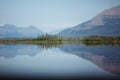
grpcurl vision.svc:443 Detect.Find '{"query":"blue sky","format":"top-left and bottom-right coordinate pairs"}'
top-left (0, 0), bottom-right (120, 33)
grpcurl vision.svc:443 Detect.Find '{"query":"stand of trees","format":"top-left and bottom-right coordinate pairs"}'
top-left (36, 34), bottom-right (64, 43)
top-left (0, 34), bottom-right (120, 46)
top-left (81, 35), bottom-right (120, 46)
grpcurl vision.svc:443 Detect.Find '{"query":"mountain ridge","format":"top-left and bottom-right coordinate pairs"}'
top-left (0, 24), bottom-right (44, 38)
top-left (59, 5), bottom-right (120, 37)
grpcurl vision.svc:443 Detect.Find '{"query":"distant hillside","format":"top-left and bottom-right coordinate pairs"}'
top-left (0, 24), bottom-right (44, 38)
top-left (60, 5), bottom-right (120, 37)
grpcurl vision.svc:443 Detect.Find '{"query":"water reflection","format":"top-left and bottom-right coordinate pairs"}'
top-left (60, 44), bottom-right (120, 76)
top-left (0, 43), bottom-right (64, 58)
top-left (0, 44), bottom-right (42, 58)
top-left (0, 43), bottom-right (120, 79)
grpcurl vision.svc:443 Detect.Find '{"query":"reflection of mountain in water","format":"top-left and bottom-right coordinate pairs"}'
top-left (0, 44), bottom-right (63, 58)
top-left (0, 45), bottom-right (43, 58)
top-left (0, 43), bottom-right (120, 77)
top-left (60, 44), bottom-right (120, 76)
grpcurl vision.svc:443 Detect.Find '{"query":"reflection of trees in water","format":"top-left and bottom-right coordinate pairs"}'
top-left (0, 40), bottom-right (120, 76)
top-left (37, 43), bottom-right (64, 49)
top-left (0, 41), bottom-right (119, 59)
top-left (0, 43), bottom-right (64, 58)
top-left (82, 41), bottom-right (120, 47)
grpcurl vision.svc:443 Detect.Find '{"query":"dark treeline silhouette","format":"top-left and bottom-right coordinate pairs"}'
top-left (0, 34), bottom-right (120, 47)
top-left (81, 35), bottom-right (120, 46)
top-left (37, 33), bottom-right (64, 43)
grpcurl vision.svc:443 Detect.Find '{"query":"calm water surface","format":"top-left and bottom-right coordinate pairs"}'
top-left (0, 44), bottom-right (120, 79)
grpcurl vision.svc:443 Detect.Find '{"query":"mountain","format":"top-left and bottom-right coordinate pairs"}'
top-left (49, 28), bottom-right (68, 35)
top-left (0, 24), bottom-right (44, 38)
top-left (60, 5), bottom-right (120, 37)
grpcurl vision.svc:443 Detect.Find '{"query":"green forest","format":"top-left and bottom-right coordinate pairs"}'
top-left (0, 34), bottom-right (120, 46)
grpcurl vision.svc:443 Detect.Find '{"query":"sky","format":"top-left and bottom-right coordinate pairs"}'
top-left (0, 0), bottom-right (120, 33)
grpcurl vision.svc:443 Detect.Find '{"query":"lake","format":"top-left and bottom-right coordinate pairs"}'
top-left (0, 44), bottom-right (120, 79)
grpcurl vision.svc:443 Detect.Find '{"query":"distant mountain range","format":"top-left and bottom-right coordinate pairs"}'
top-left (49, 28), bottom-right (67, 35)
top-left (1, 5), bottom-right (120, 38)
top-left (60, 5), bottom-right (120, 37)
top-left (0, 24), bottom-right (44, 38)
